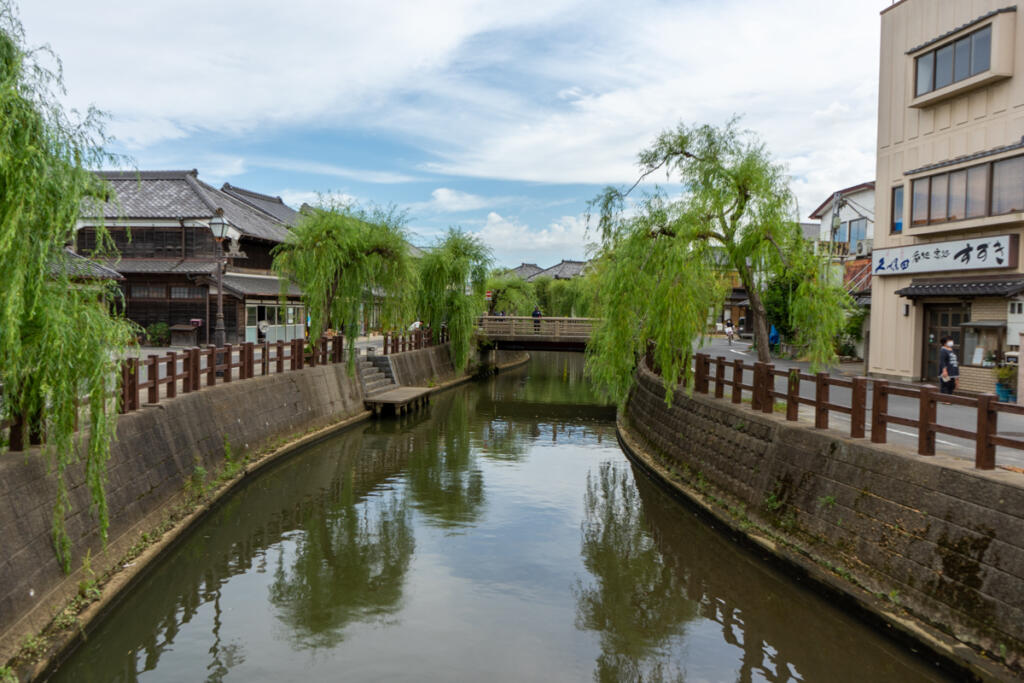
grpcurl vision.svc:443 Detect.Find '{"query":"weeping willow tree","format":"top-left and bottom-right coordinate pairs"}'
top-left (548, 274), bottom-right (597, 318)
top-left (484, 270), bottom-right (534, 315)
top-left (1, 5), bottom-right (138, 571)
top-left (417, 229), bottom-right (492, 371)
top-left (271, 200), bottom-right (415, 368)
top-left (587, 119), bottom-right (849, 405)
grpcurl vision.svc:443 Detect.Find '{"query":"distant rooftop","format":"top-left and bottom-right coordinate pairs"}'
top-left (527, 260), bottom-right (588, 281)
top-left (221, 183), bottom-right (301, 226)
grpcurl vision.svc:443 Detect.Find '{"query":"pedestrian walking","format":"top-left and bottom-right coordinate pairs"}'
top-left (724, 319), bottom-right (735, 346)
top-left (939, 336), bottom-right (959, 394)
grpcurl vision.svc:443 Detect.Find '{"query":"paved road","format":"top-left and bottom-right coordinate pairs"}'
top-left (696, 336), bottom-right (1024, 470)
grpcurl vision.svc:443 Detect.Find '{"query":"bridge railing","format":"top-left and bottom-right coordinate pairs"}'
top-left (477, 315), bottom-right (597, 339)
top-left (680, 352), bottom-right (1024, 470)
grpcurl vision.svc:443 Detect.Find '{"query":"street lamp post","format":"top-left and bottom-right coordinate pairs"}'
top-left (210, 214), bottom-right (229, 348)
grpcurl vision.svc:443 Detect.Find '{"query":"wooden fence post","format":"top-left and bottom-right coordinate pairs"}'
top-left (166, 352), bottom-right (177, 399)
top-left (751, 362), bottom-right (764, 411)
top-left (147, 355), bottom-right (160, 404)
top-left (731, 360), bottom-right (743, 404)
top-left (276, 340), bottom-right (284, 374)
top-left (975, 393), bottom-right (997, 470)
top-left (224, 344), bottom-right (233, 382)
top-left (786, 369), bottom-right (799, 421)
top-left (762, 364), bottom-right (775, 414)
top-left (851, 377), bottom-right (867, 438)
top-left (918, 385), bottom-right (936, 455)
top-left (871, 380), bottom-right (888, 443)
top-left (814, 373), bottom-right (829, 429)
top-left (714, 356), bottom-right (726, 399)
top-left (694, 353), bottom-right (709, 393)
top-left (207, 345), bottom-right (217, 386)
top-left (297, 341), bottom-right (305, 369)
top-left (120, 359), bottom-right (132, 412)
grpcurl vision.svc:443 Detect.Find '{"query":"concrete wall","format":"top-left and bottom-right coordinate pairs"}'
top-left (623, 363), bottom-right (1024, 677)
top-left (0, 364), bottom-right (367, 660)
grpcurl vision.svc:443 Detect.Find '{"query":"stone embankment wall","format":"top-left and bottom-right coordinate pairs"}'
top-left (622, 363), bottom-right (1024, 679)
top-left (385, 346), bottom-right (526, 387)
top-left (0, 363), bottom-right (367, 661)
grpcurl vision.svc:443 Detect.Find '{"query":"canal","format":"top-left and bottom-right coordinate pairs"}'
top-left (50, 352), bottom-right (948, 682)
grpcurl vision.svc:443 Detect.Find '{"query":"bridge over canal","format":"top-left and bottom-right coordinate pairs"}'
top-left (476, 315), bottom-right (596, 351)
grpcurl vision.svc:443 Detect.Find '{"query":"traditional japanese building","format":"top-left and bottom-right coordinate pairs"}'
top-left (74, 170), bottom-right (305, 346)
top-left (872, 1), bottom-right (1024, 393)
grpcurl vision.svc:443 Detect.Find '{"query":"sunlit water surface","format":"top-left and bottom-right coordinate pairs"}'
top-left (50, 352), bottom-right (948, 682)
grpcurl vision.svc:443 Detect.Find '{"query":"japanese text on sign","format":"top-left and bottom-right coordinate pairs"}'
top-left (873, 235), bottom-right (1012, 275)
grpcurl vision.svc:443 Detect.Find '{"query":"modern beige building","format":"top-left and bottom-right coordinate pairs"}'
top-left (872, 1), bottom-right (1024, 395)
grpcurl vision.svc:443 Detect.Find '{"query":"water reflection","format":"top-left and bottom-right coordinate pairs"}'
top-left (575, 461), bottom-right (694, 682)
top-left (49, 352), bottom-right (944, 683)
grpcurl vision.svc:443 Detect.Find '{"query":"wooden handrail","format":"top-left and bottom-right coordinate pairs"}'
top-left (684, 351), bottom-right (1021, 470)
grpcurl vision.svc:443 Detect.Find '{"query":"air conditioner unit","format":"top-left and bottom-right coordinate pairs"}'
top-left (855, 239), bottom-right (873, 257)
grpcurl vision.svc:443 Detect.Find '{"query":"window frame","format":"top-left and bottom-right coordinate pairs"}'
top-left (914, 24), bottom-right (992, 97)
top-left (906, 153), bottom-right (1024, 228)
top-left (891, 185), bottom-right (904, 234)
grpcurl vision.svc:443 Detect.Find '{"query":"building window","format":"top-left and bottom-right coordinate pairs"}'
top-left (849, 218), bottom-right (868, 245)
top-left (170, 286), bottom-right (205, 299)
top-left (907, 152), bottom-right (1024, 226)
top-left (131, 284), bottom-right (166, 299)
top-left (992, 156), bottom-right (1024, 215)
top-left (891, 186), bottom-right (903, 233)
top-left (915, 25), bottom-right (991, 96)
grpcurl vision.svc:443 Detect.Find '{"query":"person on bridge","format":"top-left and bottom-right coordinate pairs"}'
top-left (532, 305), bottom-right (542, 332)
top-left (938, 336), bottom-right (960, 394)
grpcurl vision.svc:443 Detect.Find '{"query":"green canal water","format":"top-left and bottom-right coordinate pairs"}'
top-left (50, 352), bottom-right (948, 682)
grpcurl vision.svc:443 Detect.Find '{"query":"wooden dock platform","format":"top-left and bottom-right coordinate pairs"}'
top-left (365, 386), bottom-right (432, 416)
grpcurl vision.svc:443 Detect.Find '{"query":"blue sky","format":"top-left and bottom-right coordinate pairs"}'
top-left (20, 0), bottom-right (882, 269)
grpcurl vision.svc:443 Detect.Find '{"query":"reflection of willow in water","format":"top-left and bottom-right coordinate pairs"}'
top-left (404, 390), bottom-right (485, 527)
top-left (574, 461), bottom-right (695, 683)
top-left (268, 486), bottom-right (414, 649)
top-left (490, 351), bottom-right (609, 406)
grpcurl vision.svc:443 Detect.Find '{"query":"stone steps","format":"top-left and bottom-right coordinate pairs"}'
top-left (359, 356), bottom-right (397, 398)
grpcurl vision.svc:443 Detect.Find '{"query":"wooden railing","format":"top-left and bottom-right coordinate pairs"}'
top-left (476, 316), bottom-right (597, 339)
top-left (685, 352), bottom-right (1024, 470)
top-left (3, 336), bottom-right (356, 452)
top-left (379, 328), bottom-right (447, 355)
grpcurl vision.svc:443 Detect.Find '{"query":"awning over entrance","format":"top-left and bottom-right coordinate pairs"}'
top-left (209, 272), bottom-right (303, 298)
top-left (894, 276), bottom-right (1024, 299)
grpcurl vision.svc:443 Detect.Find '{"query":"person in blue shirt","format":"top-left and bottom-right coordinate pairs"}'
top-left (938, 336), bottom-right (959, 394)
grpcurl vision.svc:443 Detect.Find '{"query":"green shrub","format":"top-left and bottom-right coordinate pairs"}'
top-left (145, 322), bottom-right (170, 346)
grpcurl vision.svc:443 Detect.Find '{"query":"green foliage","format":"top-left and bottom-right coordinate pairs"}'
top-left (761, 271), bottom-right (803, 342)
top-left (531, 275), bottom-right (553, 314)
top-left (272, 199), bottom-right (414, 370)
top-left (818, 495), bottom-right (837, 509)
top-left (145, 321), bottom-right (169, 346)
top-left (417, 228), bottom-right (492, 371)
top-left (0, 666), bottom-right (14, 683)
top-left (484, 271), bottom-right (534, 315)
top-left (586, 119), bottom-right (850, 405)
top-left (0, 4), bottom-right (139, 571)
top-left (996, 364), bottom-right (1018, 385)
top-left (76, 548), bottom-right (100, 602)
top-left (547, 275), bottom-right (597, 317)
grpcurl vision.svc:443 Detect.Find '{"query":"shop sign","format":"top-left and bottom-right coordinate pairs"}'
top-left (873, 234), bottom-right (1015, 275)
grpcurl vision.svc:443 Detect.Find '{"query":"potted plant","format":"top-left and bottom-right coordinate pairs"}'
top-left (995, 364), bottom-right (1018, 403)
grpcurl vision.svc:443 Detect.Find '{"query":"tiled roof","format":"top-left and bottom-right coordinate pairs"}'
top-left (894, 277), bottom-right (1024, 299)
top-left (91, 170), bottom-right (216, 219)
top-left (218, 273), bottom-right (302, 298)
top-left (221, 183), bottom-right (301, 226)
top-left (104, 259), bottom-right (218, 275)
top-left (50, 249), bottom-right (124, 280)
top-left (527, 260), bottom-right (588, 281)
top-left (508, 263), bottom-right (543, 279)
top-left (87, 170), bottom-right (291, 244)
top-left (195, 179), bottom-right (291, 243)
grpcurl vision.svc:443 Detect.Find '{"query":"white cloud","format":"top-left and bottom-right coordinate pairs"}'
top-left (474, 212), bottom-right (591, 267)
top-left (20, 0), bottom-right (886, 223)
top-left (408, 187), bottom-right (506, 214)
top-left (276, 189), bottom-right (357, 211)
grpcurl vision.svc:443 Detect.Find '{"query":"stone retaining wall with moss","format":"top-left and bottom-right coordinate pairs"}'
top-left (622, 363), bottom-right (1024, 679)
